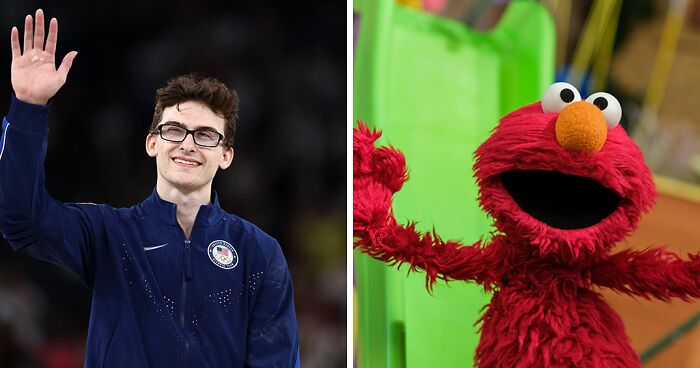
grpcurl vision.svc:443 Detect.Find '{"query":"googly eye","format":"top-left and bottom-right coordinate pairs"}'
top-left (585, 92), bottom-right (621, 128)
top-left (541, 82), bottom-right (582, 114)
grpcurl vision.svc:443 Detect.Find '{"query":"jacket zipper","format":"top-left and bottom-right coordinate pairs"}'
top-left (181, 239), bottom-right (192, 367)
top-left (180, 208), bottom-right (203, 368)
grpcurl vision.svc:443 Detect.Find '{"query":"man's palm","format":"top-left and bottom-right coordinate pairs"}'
top-left (11, 9), bottom-right (77, 105)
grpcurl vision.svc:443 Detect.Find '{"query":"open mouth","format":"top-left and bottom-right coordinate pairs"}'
top-left (500, 170), bottom-right (622, 230)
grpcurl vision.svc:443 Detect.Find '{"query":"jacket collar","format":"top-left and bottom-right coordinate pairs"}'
top-left (139, 188), bottom-right (225, 227)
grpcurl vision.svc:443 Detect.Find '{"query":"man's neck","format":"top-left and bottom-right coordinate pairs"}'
top-left (156, 181), bottom-right (212, 239)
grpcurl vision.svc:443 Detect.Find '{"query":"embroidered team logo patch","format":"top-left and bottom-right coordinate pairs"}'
top-left (207, 240), bottom-right (239, 269)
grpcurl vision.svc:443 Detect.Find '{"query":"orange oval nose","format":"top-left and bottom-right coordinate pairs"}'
top-left (555, 101), bottom-right (607, 153)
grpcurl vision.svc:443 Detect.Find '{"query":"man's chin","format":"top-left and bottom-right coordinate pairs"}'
top-left (165, 175), bottom-right (207, 192)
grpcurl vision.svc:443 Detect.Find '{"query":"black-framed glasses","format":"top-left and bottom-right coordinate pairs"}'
top-left (155, 124), bottom-right (225, 147)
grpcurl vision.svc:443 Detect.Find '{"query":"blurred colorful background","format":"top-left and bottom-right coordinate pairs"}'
top-left (353, 0), bottom-right (700, 367)
top-left (0, 1), bottom-right (346, 368)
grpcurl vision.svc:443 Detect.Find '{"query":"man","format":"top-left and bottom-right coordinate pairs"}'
top-left (0, 9), bottom-right (300, 367)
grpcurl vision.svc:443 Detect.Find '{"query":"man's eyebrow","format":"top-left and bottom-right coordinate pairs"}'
top-left (162, 121), bottom-right (218, 131)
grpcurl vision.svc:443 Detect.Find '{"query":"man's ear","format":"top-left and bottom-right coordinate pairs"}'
top-left (145, 133), bottom-right (158, 157)
top-left (219, 146), bottom-right (234, 170)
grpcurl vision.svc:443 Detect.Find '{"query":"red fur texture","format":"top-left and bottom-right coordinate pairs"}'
top-left (475, 102), bottom-right (656, 262)
top-left (353, 102), bottom-right (700, 367)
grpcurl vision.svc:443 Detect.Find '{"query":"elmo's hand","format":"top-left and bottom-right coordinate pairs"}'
top-left (353, 122), bottom-right (407, 193)
top-left (352, 122), bottom-right (495, 290)
top-left (353, 122), bottom-right (408, 236)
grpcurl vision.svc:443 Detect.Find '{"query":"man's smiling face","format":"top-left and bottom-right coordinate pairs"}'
top-left (146, 100), bottom-right (234, 193)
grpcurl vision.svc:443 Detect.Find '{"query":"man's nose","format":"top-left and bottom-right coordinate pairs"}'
top-left (180, 132), bottom-right (198, 150)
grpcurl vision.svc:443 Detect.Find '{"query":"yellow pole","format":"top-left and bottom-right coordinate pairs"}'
top-left (591, 0), bottom-right (622, 92)
top-left (569, 0), bottom-right (617, 87)
top-left (643, 0), bottom-right (689, 115)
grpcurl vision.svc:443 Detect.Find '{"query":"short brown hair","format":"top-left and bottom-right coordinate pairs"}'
top-left (150, 74), bottom-right (239, 147)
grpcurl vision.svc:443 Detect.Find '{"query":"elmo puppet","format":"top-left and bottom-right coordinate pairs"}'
top-left (353, 82), bottom-right (700, 367)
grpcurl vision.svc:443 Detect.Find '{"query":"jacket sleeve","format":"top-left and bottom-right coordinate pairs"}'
top-left (245, 239), bottom-right (300, 368)
top-left (0, 94), bottom-right (97, 288)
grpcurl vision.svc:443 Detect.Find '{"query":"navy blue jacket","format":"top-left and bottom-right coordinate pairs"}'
top-left (0, 95), bottom-right (300, 367)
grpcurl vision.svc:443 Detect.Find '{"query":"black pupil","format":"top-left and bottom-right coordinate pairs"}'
top-left (560, 89), bottom-right (574, 103)
top-left (593, 97), bottom-right (608, 110)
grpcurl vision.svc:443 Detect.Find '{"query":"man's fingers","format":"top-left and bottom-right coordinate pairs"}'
top-left (57, 51), bottom-right (77, 78)
top-left (23, 15), bottom-right (32, 54)
top-left (10, 27), bottom-right (20, 60)
top-left (33, 9), bottom-right (44, 50)
top-left (45, 18), bottom-right (58, 56)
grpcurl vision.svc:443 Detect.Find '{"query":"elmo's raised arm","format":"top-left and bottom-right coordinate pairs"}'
top-left (592, 247), bottom-right (700, 301)
top-left (353, 123), bottom-right (498, 291)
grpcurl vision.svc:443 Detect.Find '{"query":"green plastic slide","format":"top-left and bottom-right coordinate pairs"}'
top-left (353, 1), bottom-right (555, 367)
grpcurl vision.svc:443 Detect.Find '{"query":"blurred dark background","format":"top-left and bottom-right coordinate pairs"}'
top-left (0, 1), bottom-right (346, 367)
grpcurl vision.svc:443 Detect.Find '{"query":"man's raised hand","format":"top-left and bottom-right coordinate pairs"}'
top-left (10, 9), bottom-right (77, 105)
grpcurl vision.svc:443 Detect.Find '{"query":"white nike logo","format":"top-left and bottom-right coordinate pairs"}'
top-left (143, 243), bottom-right (168, 251)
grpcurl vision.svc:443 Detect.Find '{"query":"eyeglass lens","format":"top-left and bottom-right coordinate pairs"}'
top-left (160, 125), bottom-right (220, 147)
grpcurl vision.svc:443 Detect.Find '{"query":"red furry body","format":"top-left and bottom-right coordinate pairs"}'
top-left (353, 101), bottom-right (700, 367)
